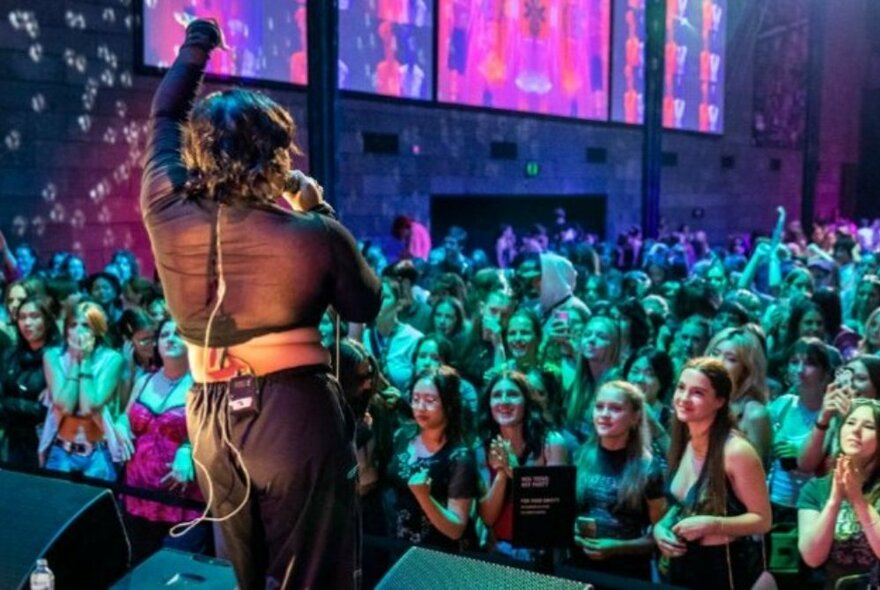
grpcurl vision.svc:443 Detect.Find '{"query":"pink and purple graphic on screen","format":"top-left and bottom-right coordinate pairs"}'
top-left (437, 0), bottom-right (611, 121)
top-left (610, 0), bottom-right (725, 133)
top-left (338, 0), bottom-right (435, 99)
top-left (142, 0), bottom-right (308, 85)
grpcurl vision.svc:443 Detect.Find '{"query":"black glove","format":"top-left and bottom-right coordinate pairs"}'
top-left (183, 19), bottom-right (224, 52)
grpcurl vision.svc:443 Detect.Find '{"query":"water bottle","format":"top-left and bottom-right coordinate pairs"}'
top-left (74, 424), bottom-right (88, 446)
top-left (30, 558), bottom-right (54, 590)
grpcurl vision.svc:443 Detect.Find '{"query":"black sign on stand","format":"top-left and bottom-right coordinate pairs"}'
top-left (512, 465), bottom-right (577, 549)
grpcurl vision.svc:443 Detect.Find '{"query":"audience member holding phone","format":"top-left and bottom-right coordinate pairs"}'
top-left (768, 338), bottom-right (839, 525)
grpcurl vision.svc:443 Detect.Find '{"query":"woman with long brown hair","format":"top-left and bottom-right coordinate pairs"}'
top-left (653, 357), bottom-right (771, 589)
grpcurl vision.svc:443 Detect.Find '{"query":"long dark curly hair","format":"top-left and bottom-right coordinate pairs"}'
top-left (479, 370), bottom-right (548, 462)
top-left (182, 89), bottom-right (300, 205)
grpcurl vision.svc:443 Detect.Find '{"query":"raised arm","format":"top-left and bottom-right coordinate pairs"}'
top-left (140, 19), bottom-right (224, 218)
top-left (0, 231), bottom-right (19, 281)
top-left (798, 385), bottom-right (846, 472)
top-left (737, 241), bottom-right (769, 292)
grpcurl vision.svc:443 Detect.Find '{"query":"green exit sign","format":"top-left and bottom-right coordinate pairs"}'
top-left (525, 161), bottom-right (540, 177)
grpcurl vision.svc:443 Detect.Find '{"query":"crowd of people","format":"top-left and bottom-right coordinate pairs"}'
top-left (2, 205), bottom-right (880, 589)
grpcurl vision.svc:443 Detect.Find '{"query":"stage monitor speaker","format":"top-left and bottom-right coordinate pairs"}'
top-left (111, 549), bottom-right (236, 589)
top-left (376, 547), bottom-right (592, 590)
top-left (0, 470), bottom-right (129, 590)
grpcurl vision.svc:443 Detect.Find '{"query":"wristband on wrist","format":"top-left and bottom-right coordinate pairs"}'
top-left (308, 202), bottom-right (336, 218)
top-left (815, 420), bottom-right (830, 431)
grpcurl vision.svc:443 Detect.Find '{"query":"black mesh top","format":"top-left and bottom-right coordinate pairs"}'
top-left (140, 25), bottom-right (381, 347)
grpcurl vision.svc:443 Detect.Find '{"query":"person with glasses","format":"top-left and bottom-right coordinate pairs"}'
top-left (411, 334), bottom-right (478, 434)
top-left (386, 366), bottom-right (477, 552)
top-left (798, 398), bottom-right (880, 589)
top-left (765, 337), bottom-right (841, 584)
top-left (117, 308), bottom-right (159, 416)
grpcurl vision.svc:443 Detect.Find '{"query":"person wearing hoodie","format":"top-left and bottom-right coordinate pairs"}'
top-left (516, 252), bottom-right (590, 326)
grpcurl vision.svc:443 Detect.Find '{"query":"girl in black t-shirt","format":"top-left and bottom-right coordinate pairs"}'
top-left (386, 366), bottom-right (478, 552)
top-left (572, 380), bottom-right (666, 580)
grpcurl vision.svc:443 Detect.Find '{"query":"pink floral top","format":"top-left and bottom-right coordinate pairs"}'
top-left (123, 399), bottom-right (202, 523)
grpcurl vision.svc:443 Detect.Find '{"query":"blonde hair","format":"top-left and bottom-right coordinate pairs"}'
top-left (576, 380), bottom-right (653, 510)
top-left (860, 307), bottom-right (880, 355)
top-left (566, 315), bottom-right (622, 426)
top-left (705, 326), bottom-right (768, 404)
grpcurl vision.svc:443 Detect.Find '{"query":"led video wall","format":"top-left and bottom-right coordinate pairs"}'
top-left (436, 0), bottom-right (611, 121)
top-left (141, 0), bottom-right (724, 133)
top-left (610, 0), bottom-right (726, 133)
top-left (338, 0), bottom-right (435, 100)
top-left (142, 0), bottom-right (309, 85)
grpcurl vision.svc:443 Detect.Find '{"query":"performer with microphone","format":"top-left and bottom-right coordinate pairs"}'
top-left (140, 18), bottom-right (381, 590)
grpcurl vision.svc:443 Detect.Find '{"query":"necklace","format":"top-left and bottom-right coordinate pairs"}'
top-left (149, 370), bottom-right (190, 413)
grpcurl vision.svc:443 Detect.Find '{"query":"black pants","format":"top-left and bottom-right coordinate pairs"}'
top-left (188, 366), bottom-right (360, 590)
top-left (666, 537), bottom-right (762, 590)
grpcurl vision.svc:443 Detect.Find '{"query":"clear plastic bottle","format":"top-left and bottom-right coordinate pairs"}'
top-left (30, 558), bottom-right (54, 590)
top-left (73, 424), bottom-right (88, 446)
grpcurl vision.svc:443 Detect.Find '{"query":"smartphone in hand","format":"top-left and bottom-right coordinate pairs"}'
top-left (576, 516), bottom-right (598, 539)
top-left (833, 367), bottom-right (854, 397)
